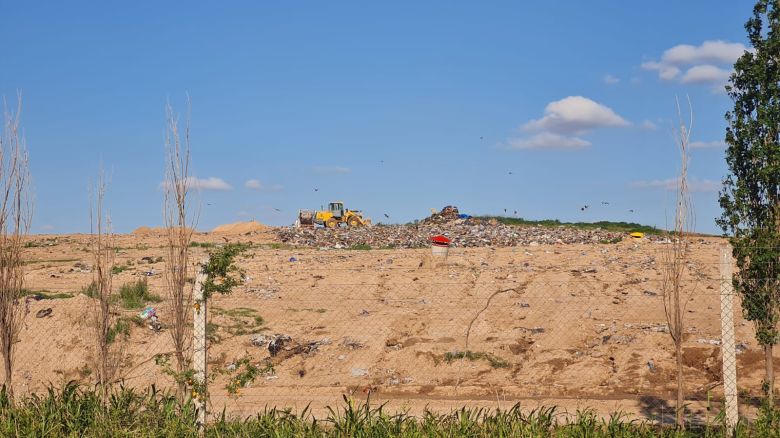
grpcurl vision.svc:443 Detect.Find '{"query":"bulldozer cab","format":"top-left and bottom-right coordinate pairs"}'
top-left (328, 202), bottom-right (344, 218)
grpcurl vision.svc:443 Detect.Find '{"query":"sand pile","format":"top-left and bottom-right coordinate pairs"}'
top-left (211, 220), bottom-right (268, 235)
top-left (132, 226), bottom-right (166, 235)
top-left (132, 226), bottom-right (195, 235)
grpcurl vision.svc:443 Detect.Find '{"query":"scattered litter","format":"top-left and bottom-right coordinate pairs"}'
top-left (358, 309), bottom-right (370, 316)
top-left (351, 368), bottom-right (369, 377)
top-left (647, 360), bottom-right (655, 373)
top-left (35, 308), bottom-right (52, 318)
top-left (697, 338), bottom-right (721, 346)
top-left (268, 334), bottom-right (292, 357)
top-left (342, 337), bottom-right (365, 349)
top-left (289, 257), bottom-right (298, 262)
top-left (250, 334), bottom-right (269, 347)
top-left (138, 306), bottom-right (161, 331)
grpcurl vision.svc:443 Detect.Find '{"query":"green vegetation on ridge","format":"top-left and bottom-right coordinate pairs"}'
top-left (478, 216), bottom-right (664, 235)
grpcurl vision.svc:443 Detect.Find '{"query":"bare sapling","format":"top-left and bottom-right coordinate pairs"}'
top-left (662, 97), bottom-right (695, 426)
top-left (163, 98), bottom-right (197, 399)
top-left (0, 94), bottom-right (32, 400)
top-left (89, 168), bottom-right (118, 395)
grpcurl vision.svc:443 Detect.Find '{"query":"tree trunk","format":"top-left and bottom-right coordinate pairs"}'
top-left (766, 344), bottom-right (775, 406)
top-left (676, 342), bottom-right (684, 426)
top-left (2, 348), bottom-right (12, 400)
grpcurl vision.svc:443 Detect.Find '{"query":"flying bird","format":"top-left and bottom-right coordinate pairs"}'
top-left (480, 136), bottom-right (483, 140)
top-left (273, 208), bottom-right (281, 212)
top-left (384, 213), bottom-right (390, 218)
top-left (601, 201), bottom-right (610, 205)
top-left (314, 188), bottom-right (319, 192)
top-left (508, 171), bottom-right (513, 175)
top-left (628, 209), bottom-right (635, 213)
top-left (504, 208), bottom-right (507, 213)
top-left (513, 210), bottom-right (517, 215)
top-left (581, 205), bottom-right (590, 211)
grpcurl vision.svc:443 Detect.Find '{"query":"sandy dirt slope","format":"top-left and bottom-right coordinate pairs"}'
top-left (5, 232), bottom-right (776, 421)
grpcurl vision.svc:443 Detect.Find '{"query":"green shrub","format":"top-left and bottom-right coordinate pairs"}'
top-left (80, 281), bottom-right (99, 298)
top-left (118, 279), bottom-right (161, 309)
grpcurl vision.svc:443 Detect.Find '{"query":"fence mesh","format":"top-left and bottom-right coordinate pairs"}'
top-left (2, 239), bottom-right (774, 425)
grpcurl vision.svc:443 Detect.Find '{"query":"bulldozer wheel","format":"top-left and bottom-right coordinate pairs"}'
top-left (348, 217), bottom-right (360, 227)
top-left (326, 218), bottom-right (338, 228)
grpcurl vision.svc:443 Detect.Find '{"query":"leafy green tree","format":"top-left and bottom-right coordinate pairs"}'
top-left (719, 0), bottom-right (780, 405)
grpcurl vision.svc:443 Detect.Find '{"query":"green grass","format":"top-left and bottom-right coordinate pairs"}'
top-left (111, 264), bottom-right (129, 275)
top-left (190, 241), bottom-right (217, 248)
top-left (477, 216), bottom-right (664, 235)
top-left (80, 281), bottom-right (99, 298)
top-left (1, 384), bottom-right (778, 437)
top-left (117, 279), bottom-right (162, 309)
top-left (21, 289), bottom-right (73, 300)
top-left (106, 318), bottom-right (131, 344)
top-left (444, 350), bottom-right (510, 369)
top-left (22, 258), bottom-right (80, 265)
top-left (256, 243), bottom-right (294, 250)
top-left (211, 307), bottom-right (265, 337)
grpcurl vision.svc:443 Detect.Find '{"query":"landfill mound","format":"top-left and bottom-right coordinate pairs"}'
top-left (278, 206), bottom-right (624, 248)
top-left (212, 220), bottom-right (268, 235)
top-left (132, 226), bottom-right (194, 236)
top-left (132, 226), bottom-right (166, 235)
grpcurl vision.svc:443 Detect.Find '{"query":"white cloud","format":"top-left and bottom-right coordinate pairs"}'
top-left (632, 177), bottom-right (719, 193)
top-left (640, 120), bottom-right (657, 130)
top-left (642, 40), bottom-right (749, 87)
top-left (313, 166), bottom-right (351, 174)
top-left (160, 176), bottom-right (232, 191)
top-left (245, 179), bottom-right (262, 189)
top-left (681, 65), bottom-right (731, 84)
top-left (603, 74), bottom-right (620, 84)
top-left (522, 96), bottom-right (629, 135)
top-left (505, 132), bottom-right (591, 150)
top-left (662, 40), bottom-right (749, 65)
top-left (244, 179), bottom-right (284, 191)
top-left (641, 61), bottom-right (681, 80)
top-left (690, 139), bottom-right (726, 149)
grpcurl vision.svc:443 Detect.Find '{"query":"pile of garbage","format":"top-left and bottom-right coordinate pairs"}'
top-left (277, 206), bottom-right (626, 249)
top-left (423, 205), bottom-right (463, 224)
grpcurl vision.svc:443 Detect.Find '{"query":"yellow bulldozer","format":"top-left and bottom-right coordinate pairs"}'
top-left (297, 201), bottom-right (370, 228)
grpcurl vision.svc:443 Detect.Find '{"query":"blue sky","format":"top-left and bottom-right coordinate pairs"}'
top-left (0, 1), bottom-right (750, 234)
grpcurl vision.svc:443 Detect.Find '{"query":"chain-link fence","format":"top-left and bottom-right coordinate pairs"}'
top-left (2, 240), bottom-right (774, 428)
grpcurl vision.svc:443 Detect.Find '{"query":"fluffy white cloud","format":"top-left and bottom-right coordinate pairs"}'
top-left (603, 74), bottom-right (620, 84)
top-left (505, 132), bottom-right (591, 150)
top-left (662, 40), bottom-right (749, 65)
top-left (160, 176), bottom-right (232, 191)
top-left (313, 166), bottom-right (351, 174)
top-left (632, 177), bottom-right (719, 193)
top-left (641, 61), bottom-right (681, 80)
top-left (642, 40), bottom-right (749, 86)
top-left (681, 65), bottom-right (731, 84)
top-left (522, 96), bottom-right (629, 135)
top-left (640, 120), bottom-right (657, 130)
top-left (245, 179), bottom-right (262, 189)
top-left (690, 139), bottom-right (726, 149)
top-left (245, 179), bottom-right (283, 191)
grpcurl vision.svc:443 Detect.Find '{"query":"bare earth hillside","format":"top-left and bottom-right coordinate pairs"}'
top-left (5, 228), bottom-right (774, 421)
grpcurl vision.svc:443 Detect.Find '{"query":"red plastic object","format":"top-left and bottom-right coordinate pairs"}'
top-left (431, 235), bottom-right (451, 246)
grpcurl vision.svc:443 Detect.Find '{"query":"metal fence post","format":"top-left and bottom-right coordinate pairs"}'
top-left (192, 270), bottom-right (207, 435)
top-left (720, 245), bottom-right (738, 433)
